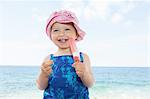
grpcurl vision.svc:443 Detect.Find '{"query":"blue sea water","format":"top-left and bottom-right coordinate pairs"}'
top-left (90, 67), bottom-right (150, 99)
top-left (0, 66), bottom-right (150, 99)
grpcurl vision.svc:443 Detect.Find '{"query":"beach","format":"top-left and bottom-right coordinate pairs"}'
top-left (0, 66), bottom-right (150, 99)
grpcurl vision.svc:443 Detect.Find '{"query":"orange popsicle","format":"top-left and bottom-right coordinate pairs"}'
top-left (69, 38), bottom-right (80, 62)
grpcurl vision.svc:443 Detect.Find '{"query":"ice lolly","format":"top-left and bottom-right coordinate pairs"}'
top-left (69, 38), bottom-right (80, 62)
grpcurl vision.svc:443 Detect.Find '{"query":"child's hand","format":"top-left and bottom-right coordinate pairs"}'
top-left (41, 60), bottom-right (53, 77)
top-left (72, 62), bottom-right (86, 78)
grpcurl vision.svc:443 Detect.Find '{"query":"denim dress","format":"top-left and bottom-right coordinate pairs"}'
top-left (43, 52), bottom-right (89, 99)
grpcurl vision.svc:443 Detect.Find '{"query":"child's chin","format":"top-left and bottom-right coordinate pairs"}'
top-left (57, 45), bottom-right (69, 49)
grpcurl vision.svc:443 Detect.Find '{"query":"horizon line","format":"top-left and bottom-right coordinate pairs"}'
top-left (0, 65), bottom-right (149, 68)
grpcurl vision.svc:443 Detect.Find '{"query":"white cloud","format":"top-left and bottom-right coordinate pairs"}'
top-left (124, 20), bottom-right (133, 26)
top-left (60, 0), bottom-right (138, 23)
top-left (61, 0), bottom-right (109, 21)
top-left (117, 1), bottom-right (137, 14)
top-left (88, 0), bottom-right (109, 19)
top-left (111, 13), bottom-right (123, 24)
top-left (31, 8), bottom-right (47, 23)
top-left (128, 35), bottom-right (147, 43)
top-left (83, 6), bottom-right (95, 20)
top-left (110, 1), bottom-right (139, 25)
top-left (60, 0), bottom-right (84, 17)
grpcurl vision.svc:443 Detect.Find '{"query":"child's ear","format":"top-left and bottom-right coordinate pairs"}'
top-left (75, 35), bottom-right (79, 41)
top-left (75, 32), bottom-right (79, 40)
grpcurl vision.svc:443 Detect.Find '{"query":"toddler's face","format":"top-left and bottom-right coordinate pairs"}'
top-left (51, 22), bottom-right (77, 49)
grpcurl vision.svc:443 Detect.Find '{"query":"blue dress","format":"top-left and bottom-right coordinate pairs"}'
top-left (43, 52), bottom-right (89, 99)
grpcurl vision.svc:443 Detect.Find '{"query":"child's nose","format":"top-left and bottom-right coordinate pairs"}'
top-left (59, 30), bottom-right (66, 35)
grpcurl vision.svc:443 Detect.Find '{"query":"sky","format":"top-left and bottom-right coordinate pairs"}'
top-left (0, 0), bottom-right (149, 67)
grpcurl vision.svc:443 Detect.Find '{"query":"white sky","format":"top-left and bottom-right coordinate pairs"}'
top-left (0, 0), bottom-right (149, 67)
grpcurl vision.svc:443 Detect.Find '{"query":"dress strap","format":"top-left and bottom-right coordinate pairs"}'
top-left (50, 54), bottom-right (54, 60)
top-left (79, 52), bottom-right (84, 62)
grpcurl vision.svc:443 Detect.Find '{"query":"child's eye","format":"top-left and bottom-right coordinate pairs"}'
top-left (65, 28), bottom-right (70, 31)
top-left (53, 29), bottom-right (59, 32)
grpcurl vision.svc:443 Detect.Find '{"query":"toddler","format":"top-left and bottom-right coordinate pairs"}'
top-left (36, 10), bottom-right (94, 99)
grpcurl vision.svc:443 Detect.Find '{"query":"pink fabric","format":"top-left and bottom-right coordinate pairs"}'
top-left (46, 10), bottom-right (86, 41)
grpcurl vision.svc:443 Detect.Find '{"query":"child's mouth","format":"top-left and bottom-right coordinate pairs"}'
top-left (58, 38), bottom-right (69, 43)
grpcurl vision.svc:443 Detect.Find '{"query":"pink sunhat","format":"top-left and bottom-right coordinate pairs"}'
top-left (46, 10), bottom-right (86, 41)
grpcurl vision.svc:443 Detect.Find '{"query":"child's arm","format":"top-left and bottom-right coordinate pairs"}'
top-left (73, 53), bottom-right (95, 87)
top-left (81, 53), bottom-right (95, 87)
top-left (36, 56), bottom-right (53, 90)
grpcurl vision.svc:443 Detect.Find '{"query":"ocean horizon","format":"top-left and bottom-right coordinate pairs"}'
top-left (0, 66), bottom-right (150, 99)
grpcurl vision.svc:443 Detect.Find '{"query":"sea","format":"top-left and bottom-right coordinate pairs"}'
top-left (0, 66), bottom-right (150, 99)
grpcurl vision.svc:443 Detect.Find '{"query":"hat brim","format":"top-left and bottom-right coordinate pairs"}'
top-left (46, 18), bottom-right (85, 41)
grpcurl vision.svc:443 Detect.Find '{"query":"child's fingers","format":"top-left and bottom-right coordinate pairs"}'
top-left (73, 65), bottom-right (82, 73)
top-left (42, 60), bottom-right (53, 67)
top-left (47, 60), bottom-right (53, 64)
top-left (45, 66), bottom-right (51, 71)
top-left (72, 63), bottom-right (75, 67)
top-left (72, 62), bottom-right (79, 67)
top-left (47, 69), bottom-right (52, 74)
top-left (76, 71), bottom-right (81, 75)
top-left (45, 60), bottom-right (53, 65)
top-left (42, 64), bottom-right (48, 69)
top-left (41, 66), bottom-right (52, 74)
top-left (42, 65), bottom-right (51, 71)
top-left (76, 71), bottom-right (84, 78)
top-left (41, 66), bottom-right (46, 72)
